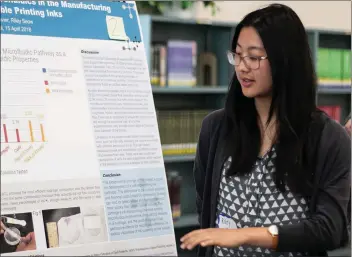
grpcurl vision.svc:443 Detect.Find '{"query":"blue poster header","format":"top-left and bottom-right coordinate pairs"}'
top-left (0, 1), bottom-right (142, 42)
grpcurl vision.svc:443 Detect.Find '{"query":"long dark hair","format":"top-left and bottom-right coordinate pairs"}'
top-left (224, 3), bottom-right (318, 194)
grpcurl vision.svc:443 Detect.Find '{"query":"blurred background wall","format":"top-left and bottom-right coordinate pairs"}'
top-left (195, 1), bottom-right (351, 32)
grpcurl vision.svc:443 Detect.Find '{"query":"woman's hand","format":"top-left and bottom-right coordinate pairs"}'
top-left (16, 232), bottom-right (36, 252)
top-left (0, 222), bottom-right (4, 235)
top-left (180, 227), bottom-right (274, 250)
top-left (180, 228), bottom-right (247, 250)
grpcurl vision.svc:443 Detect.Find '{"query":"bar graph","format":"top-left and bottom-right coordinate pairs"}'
top-left (1, 67), bottom-right (48, 144)
top-left (1, 111), bottom-right (47, 144)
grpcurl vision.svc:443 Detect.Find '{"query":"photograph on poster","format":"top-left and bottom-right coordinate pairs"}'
top-left (0, 212), bottom-right (36, 254)
top-left (42, 206), bottom-right (108, 248)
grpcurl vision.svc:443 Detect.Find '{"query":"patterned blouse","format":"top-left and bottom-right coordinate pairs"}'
top-left (213, 146), bottom-right (309, 257)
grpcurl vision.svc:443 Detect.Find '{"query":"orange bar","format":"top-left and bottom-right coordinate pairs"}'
top-left (28, 120), bottom-right (34, 142)
top-left (40, 124), bottom-right (45, 142)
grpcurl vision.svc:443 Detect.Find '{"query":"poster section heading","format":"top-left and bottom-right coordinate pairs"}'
top-left (0, 1), bottom-right (142, 41)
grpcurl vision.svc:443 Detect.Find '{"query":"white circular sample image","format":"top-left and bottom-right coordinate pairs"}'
top-left (4, 227), bottom-right (21, 246)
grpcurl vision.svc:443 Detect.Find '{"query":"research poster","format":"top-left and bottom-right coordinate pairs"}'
top-left (0, 1), bottom-right (177, 256)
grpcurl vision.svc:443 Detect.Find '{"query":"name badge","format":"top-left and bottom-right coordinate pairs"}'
top-left (217, 213), bottom-right (237, 229)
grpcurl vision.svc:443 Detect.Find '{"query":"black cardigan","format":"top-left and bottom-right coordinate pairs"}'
top-left (193, 109), bottom-right (351, 257)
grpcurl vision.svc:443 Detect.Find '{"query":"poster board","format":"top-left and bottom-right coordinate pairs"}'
top-left (0, 1), bottom-right (177, 255)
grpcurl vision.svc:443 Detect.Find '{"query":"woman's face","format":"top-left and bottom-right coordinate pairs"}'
top-left (234, 26), bottom-right (273, 98)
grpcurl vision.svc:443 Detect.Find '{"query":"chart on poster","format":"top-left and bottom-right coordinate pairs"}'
top-left (0, 1), bottom-right (177, 256)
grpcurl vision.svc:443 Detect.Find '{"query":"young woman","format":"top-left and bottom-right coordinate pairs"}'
top-left (180, 3), bottom-right (351, 257)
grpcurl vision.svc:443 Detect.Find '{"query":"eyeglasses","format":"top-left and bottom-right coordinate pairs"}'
top-left (226, 50), bottom-right (268, 70)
